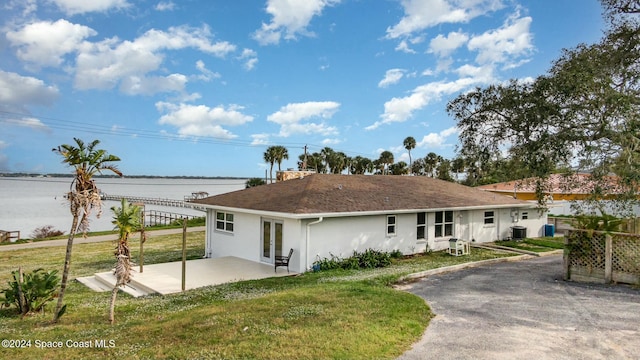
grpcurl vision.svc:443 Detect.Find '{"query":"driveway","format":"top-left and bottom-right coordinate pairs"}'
top-left (398, 255), bottom-right (640, 360)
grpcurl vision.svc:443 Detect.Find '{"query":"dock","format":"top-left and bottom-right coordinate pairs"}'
top-left (100, 194), bottom-right (208, 211)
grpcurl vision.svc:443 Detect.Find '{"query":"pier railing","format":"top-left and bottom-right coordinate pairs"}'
top-left (100, 193), bottom-right (207, 211)
top-left (0, 230), bottom-right (20, 243)
top-left (146, 210), bottom-right (201, 227)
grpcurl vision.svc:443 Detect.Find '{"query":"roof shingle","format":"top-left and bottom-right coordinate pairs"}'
top-left (194, 174), bottom-right (531, 215)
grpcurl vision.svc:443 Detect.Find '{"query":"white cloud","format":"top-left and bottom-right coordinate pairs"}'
top-left (238, 48), bottom-right (258, 70)
top-left (74, 25), bottom-right (236, 94)
top-left (0, 71), bottom-right (59, 108)
top-left (6, 19), bottom-right (97, 68)
top-left (386, 0), bottom-right (504, 39)
top-left (50, 0), bottom-right (131, 15)
top-left (378, 69), bottom-right (406, 88)
top-left (321, 138), bottom-right (341, 145)
top-left (3, 117), bottom-right (52, 133)
top-left (251, 133), bottom-right (271, 145)
top-left (253, 0), bottom-right (340, 45)
top-left (395, 40), bottom-right (416, 54)
top-left (194, 60), bottom-right (221, 82)
top-left (467, 14), bottom-right (533, 65)
top-left (267, 101), bottom-right (340, 137)
top-left (368, 75), bottom-right (488, 130)
top-left (416, 126), bottom-right (459, 148)
top-left (120, 73), bottom-right (188, 95)
top-left (157, 102), bottom-right (254, 139)
top-left (428, 30), bottom-right (469, 57)
top-left (155, 1), bottom-right (176, 11)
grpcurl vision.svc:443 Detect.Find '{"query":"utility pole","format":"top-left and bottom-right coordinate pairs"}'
top-left (302, 144), bottom-right (308, 170)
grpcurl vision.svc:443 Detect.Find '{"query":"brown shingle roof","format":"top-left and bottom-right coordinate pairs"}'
top-left (194, 174), bottom-right (531, 215)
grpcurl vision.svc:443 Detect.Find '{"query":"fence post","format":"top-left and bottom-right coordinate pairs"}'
top-left (563, 233), bottom-right (570, 281)
top-left (182, 218), bottom-right (187, 292)
top-left (605, 234), bottom-right (612, 284)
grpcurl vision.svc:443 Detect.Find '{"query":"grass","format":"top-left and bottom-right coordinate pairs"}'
top-left (498, 237), bottom-right (565, 253)
top-left (0, 232), bottom-right (515, 359)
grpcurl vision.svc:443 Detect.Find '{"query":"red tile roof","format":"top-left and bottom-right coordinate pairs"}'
top-left (194, 174), bottom-right (531, 215)
top-left (477, 173), bottom-right (625, 195)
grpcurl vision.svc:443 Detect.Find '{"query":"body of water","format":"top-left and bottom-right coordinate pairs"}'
top-left (0, 177), bottom-right (246, 239)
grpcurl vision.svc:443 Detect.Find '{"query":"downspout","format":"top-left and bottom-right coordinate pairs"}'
top-left (306, 217), bottom-right (324, 271)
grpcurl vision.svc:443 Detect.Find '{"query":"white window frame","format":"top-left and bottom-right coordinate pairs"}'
top-left (521, 211), bottom-right (529, 220)
top-left (386, 215), bottom-right (396, 236)
top-left (417, 212), bottom-right (426, 240)
top-left (484, 211), bottom-right (495, 225)
top-left (435, 211), bottom-right (454, 238)
top-left (215, 211), bottom-right (234, 233)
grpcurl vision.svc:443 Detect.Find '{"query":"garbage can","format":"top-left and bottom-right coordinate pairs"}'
top-left (544, 224), bottom-right (555, 237)
top-left (512, 226), bottom-right (527, 240)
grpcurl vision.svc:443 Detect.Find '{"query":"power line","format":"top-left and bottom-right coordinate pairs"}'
top-left (0, 110), bottom-right (375, 158)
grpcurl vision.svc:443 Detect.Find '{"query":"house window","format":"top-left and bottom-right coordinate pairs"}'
top-left (435, 211), bottom-right (453, 238)
top-left (215, 211), bottom-right (234, 232)
top-left (484, 211), bottom-right (495, 225)
top-left (417, 212), bottom-right (426, 240)
top-left (386, 215), bottom-right (396, 236)
top-left (521, 212), bottom-right (529, 220)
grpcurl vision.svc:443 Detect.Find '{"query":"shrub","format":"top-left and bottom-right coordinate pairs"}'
top-left (1, 268), bottom-right (60, 316)
top-left (313, 249), bottom-right (397, 271)
top-left (30, 225), bottom-right (64, 239)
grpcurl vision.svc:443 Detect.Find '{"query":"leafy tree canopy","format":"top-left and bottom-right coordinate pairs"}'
top-left (447, 0), bottom-right (640, 216)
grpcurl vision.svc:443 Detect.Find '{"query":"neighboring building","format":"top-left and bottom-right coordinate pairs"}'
top-left (477, 173), bottom-right (627, 201)
top-left (194, 174), bottom-right (547, 273)
top-left (276, 170), bottom-right (315, 182)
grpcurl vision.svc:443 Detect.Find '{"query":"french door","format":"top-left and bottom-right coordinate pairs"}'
top-left (261, 219), bottom-right (283, 263)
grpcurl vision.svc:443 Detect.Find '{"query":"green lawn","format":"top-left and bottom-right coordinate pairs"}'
top-left (0, 232), bottom-right (515, 359)
top-left (498, 237), bottom-right (565, 253)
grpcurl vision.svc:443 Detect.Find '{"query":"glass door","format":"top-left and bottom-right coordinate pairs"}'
top-left (261, 219), bottom-right (283, 263)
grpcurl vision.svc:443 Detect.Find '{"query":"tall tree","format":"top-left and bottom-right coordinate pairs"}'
top-left (424, 152), bottom-right (440, 178)
top-left (109, 199), bottom-right (141, 324)
top-left (448, 1), bottom-right (640, 214)
top-left (403, 136), bottom-right (416, 174)
top-left (389, 161), bottom-right (409, 175)
top-left (52, 138), bottom-right (121, 322)
top-left (263, 146), bottom-right (276, 183)
top-left (350, 156), bottom-right (374, 174)
top-left (272, 146), bottom-right (289, 172)
top-left (378, 151), bottom-right (394, 175)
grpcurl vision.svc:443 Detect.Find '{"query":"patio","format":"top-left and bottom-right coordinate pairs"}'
top-left (77, 256), bottom-right (296, 297)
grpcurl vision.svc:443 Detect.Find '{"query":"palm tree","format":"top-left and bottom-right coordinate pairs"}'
top-left (52, 138), bottom-right (121, 322)
top-left (272, 146), bottom-right (289, 172)
top-left (424, 152), bottom-right (440, 177)
top-left (403, 136), bottom-right (416, 174)
top-left (390, 161), bottom-right (409, 175)
top-left (109, 199), bottom-right (141, 324)
top-left (378, 151), bottom-right (394, 175)
top-left (263, 146), bottom-right (276, 183)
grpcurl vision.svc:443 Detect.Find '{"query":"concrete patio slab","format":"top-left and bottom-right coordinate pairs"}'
top-left (80, 256), bottom-right (296, 297)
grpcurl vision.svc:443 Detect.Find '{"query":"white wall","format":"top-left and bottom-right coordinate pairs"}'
top-left (206, 206), bottom-right (549, 273)
top-left (205, 210), bottom-right (303, 271)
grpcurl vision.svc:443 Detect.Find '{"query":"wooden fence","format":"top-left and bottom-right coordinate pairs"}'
top-left (0, 230), bottom-right (20, 243)
top-left (564, 230), bottom-right (640, 285)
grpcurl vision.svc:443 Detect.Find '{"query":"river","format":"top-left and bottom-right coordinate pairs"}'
top-left (0, 177), bottom-right (246, 239)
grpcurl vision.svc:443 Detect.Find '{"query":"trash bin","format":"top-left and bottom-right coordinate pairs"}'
top-left (512, 226), bottom-right (527, 240)
top-left (544, 224), bottom-right (555, 237)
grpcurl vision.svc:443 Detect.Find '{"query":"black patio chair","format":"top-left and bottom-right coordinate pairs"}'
top-left (275, 248), bottom-right (294, 273)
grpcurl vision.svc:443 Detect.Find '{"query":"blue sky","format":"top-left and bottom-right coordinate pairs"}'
top-left (0, 0), bottom-right (605, 177)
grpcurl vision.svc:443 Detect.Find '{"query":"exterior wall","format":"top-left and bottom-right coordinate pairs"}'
top-left (205, 210), bottom-right (304, 272)
top-left (205, 206), bottom-right (548, 273)
top-left (303, 214), bottom-right (420, 270)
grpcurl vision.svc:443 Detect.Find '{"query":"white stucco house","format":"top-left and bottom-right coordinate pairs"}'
top-left (193, 174), bottom-right (547, 273)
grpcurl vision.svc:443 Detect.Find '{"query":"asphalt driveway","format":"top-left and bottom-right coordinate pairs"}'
top-left (398, 255), bottom-right (640, 360)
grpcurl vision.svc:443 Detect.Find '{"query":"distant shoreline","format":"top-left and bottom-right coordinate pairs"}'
top-left (0, 173), bottom-right (248, 180)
